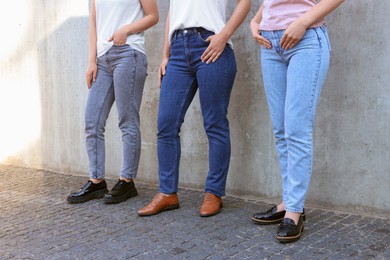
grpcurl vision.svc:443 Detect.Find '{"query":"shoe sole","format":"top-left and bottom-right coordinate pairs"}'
top-left (252, 213), bottom-right (306, 225)
top-left (199, 209), bottom-right (222, 217)
top-left (277, 226), bottom-right (304, 243)
top-left (251, 217), bottom-right (284, 225)
top-left (103, 189), bottom-right (138, 204)
top-left (199, 205), bottom-right (223, 218)
top-left (67, 189), bottom-right (108, 204)
top-left (138, 205), bottom-right (180, 217)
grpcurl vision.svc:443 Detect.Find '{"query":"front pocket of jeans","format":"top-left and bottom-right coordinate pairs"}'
top-left (299, 29), bottom-right (321, 48)
top-left (142, 53), bottom-right (148, 67)
top-left (319, 26), bottom-right (332, 52)
top-left (126, 49), bottom-right (135, 59)
top-left (197, 32), bottom-right (214, 44)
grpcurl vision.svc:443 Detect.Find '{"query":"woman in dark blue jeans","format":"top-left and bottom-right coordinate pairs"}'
top-left (138, 0), bottom-right (251, 217)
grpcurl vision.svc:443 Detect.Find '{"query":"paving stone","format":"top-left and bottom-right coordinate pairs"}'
top-left (0, 164), bottom-right (389, 259)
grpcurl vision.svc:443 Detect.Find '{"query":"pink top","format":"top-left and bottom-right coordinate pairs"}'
top-left (260, 0), bottom-right (325, 31)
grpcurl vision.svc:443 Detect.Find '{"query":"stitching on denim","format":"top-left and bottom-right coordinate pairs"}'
top-left (127, 49), bottom-right (138, 178)
top-left (320, 26), bottom-right (331, 52)
top-left (297, 38), bottom-right (323, 211)
top-left (173, 77), bottom-right (197, 190)
top-left (89, 62), bottom-right (114, 179)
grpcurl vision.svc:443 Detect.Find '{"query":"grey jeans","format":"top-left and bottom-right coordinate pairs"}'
top-left (85, 45), bottom-right (147, 179)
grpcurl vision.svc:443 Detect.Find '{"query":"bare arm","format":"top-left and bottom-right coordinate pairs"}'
top-left (201, 0), bottom-right (251, 64)
top-left (281, 0), bottom-right (345, 50)
top-left (86, 0), bottom-right (98, 89)
top-left (158, 11), bottom-right (170, 87)
top-left (109, 0), bottom-right (159, 45)
top-left (250, 2), bottom-right (271, 49)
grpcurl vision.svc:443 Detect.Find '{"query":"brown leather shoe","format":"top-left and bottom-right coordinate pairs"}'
top-left (199, 192), bottom-right (222, 217)
top-left (138, 193), bottom-right (179, 216)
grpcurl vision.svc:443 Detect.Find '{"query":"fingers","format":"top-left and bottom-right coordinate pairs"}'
top-left (108, 35), bottom-right (125, 46)
top-left (200, 35), bottom-right (226, 64)
top-left (86, 74), bottom-right (92, 89)
top-left (251, 30), bottom-right (272, 49)
top-left (254, 34), bottom-right (272, 49)
top-left (280, 33), bottom-right (299, 50)
top-left (158, 63), bottom-right (167, 87)
top-left (158, 67), bottom-right (164, 87)
top-left (201, 47), bottom-right (222, 64)
top-left (93, 70), bottom-right (97, 82)
top-left (86, 69), bottom-right (97, 89)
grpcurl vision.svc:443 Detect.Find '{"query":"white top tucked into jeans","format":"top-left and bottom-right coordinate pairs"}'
top-left (96, 0), bottom-right (145, 57)
top-left (169, 0), bottom-right (232, 46)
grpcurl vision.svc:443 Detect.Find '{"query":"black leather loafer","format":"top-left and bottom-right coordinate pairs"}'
top-left (252, 206), bottom-right (306, 225)
top-left (276, 215), bottom-right (304, 243)
top-left (67, 180), bottom-right (108, 203)
top-left (252, 206), bottom-right (286, 224)
top-left (103, 180), bottom-right (138, 204)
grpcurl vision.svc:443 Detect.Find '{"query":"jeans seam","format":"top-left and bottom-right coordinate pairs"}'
top-left (90, 72), bottom-right (113, 179)
top-left (119, 49), bottom-right (139, 179)
top-left (161, 76), bottom-right (196, 193)
top-left (129, 50), bottom-right (137, 176)
top-left (298, 44), bottom-right (322, 210)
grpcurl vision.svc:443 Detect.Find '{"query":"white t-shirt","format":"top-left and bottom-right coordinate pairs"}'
top-left (95, 0), bottom-right (145, 57)
top-left (169, 0), bottom-right (232, 46)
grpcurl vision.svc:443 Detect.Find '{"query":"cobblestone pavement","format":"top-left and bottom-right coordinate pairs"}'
top-left (0, 165), bottom-right (389, 259)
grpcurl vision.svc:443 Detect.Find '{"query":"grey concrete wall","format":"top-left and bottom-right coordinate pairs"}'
top-left (0, 0), bottom-right (389, 216)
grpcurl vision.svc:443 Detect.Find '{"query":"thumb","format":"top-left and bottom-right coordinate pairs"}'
top-left (93, 70), bottom-right (97, 82)
top-left (108, 36), bottom-right (113, 42)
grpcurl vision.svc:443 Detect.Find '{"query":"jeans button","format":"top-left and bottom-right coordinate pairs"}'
top-left (184, 30), bottom-right (188, 34)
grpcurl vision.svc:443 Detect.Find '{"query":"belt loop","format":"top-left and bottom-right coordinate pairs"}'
top-left (171, 30), bottom-right (177, 41)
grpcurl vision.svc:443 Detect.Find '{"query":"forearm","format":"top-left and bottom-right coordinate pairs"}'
top-left (119, 0), bottom-right (159, 36)
top-left (220, 0), bottom-right (251, 40)
top-left (89, 0), bottom-right (97, 64)
top-left (89, 33), bottom-right (97, 64)
top-left (120, 17), bottom-right (158, 36)
top-left (299, 0), bottom-right (345, 27)
top-left (161, 12), bottom-right (170, 60)
top-left (251, 2), bottom-right (264, 25)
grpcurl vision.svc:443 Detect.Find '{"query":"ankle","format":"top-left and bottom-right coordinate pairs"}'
top-left (90, 178), bottom-right (104, 184)
top-left (161, 192), bottom-right (176, 197)
top-left (284, 211), bottom-right (301, 225)
top-left (276, 202), bottom-right (285, 212)
top-left (119, 177), bottom-right (133, 183)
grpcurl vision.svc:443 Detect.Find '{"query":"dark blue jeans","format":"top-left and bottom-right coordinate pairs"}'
top-left (158, 28), bottom-right (237, 197)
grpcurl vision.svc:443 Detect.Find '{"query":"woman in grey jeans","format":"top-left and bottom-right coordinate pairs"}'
top-left (67, 0), bottom-right (158, 204)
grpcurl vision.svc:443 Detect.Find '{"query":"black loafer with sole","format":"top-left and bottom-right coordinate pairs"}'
top-left (252, 206), bottom-right (286, 224)
top-left (67, 180), bottom-right (108, 204)
top-left (252, 206), bottom-right (306, 225)
top-left (103, 180), bottom-right (138, 204)
top-left (276, 215), bottom-right (305, 243)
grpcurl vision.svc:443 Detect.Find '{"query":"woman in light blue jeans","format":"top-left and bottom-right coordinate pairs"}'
top-left (250, 0), bottom-right (345, 243)
top-left (67, 0), bottom-right (158, 204)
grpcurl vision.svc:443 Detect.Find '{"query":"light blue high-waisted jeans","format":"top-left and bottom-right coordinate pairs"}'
top-left (260, 26), bottom-right (331, 213)
top-left (85, 45), bottom-right (147, 180)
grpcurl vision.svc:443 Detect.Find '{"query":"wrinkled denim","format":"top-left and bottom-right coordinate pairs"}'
top-left (260, 26), bottom-right (331, 212)
top-left (158, 28), bottom-right (237, 197)
top-left (85, 45), bottom-right (147, 179)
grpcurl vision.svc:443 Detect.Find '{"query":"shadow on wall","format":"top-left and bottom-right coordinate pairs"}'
top-left (37, 17), bottom-right (91, 174)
